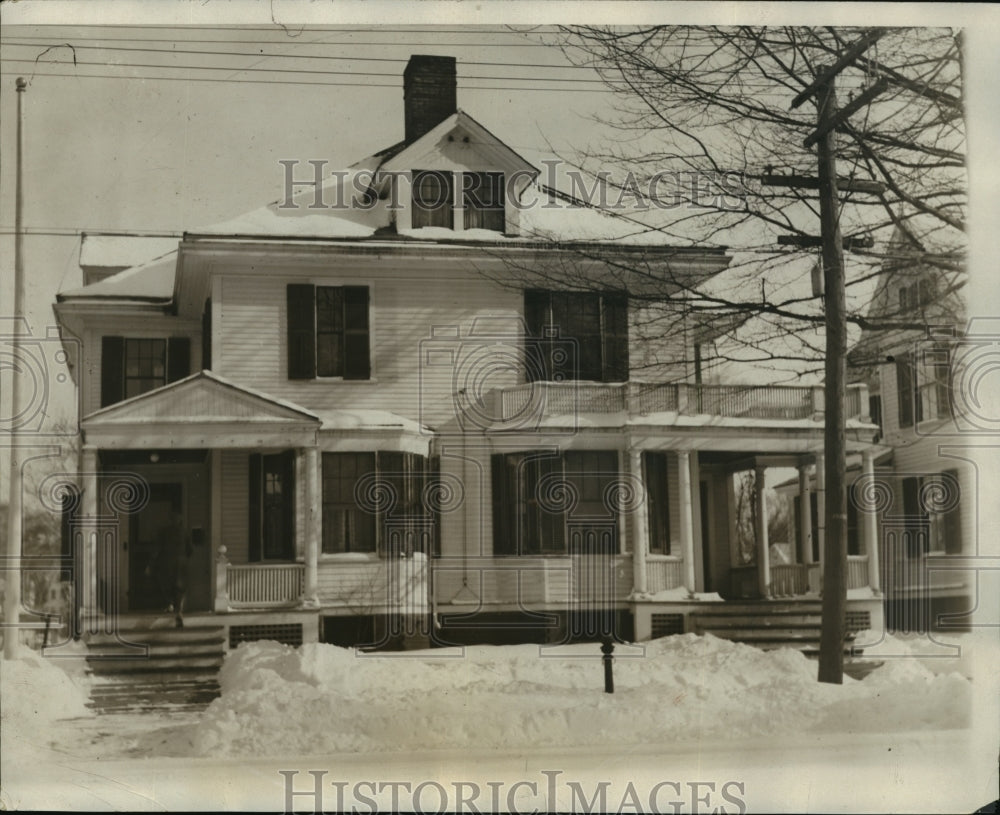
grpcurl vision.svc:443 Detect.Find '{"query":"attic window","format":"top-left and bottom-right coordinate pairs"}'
top-left (464, 172), bottom-right (505, 232)
top-left (412, 170), bottom-right (453, 229)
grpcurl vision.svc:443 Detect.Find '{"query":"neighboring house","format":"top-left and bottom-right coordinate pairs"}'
top-left (848, 227), bottom-right (973, 632)
top-left (53, 55), bottom-right (883, 655)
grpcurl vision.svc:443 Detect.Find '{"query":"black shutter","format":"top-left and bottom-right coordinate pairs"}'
top-left (287, 284), bottom-right (316, 380)
top-left (896, 356), bottom-right (914, 428)
top-left (167, 337), bottom-right (191, 383)
top-left (943, 469), bottom-right (962, 554)
top-left (603, 294), bottom-right (629, 382)
top-left (201, 298), bottom-right (212, 371)
top-left (248, 453), bottom-right (262, 562)
top-left (491, 454), bottom-right (515, 556)
top-left (100, 336), bottom-right (125, 407)
top-left (902, 476), bottom-right (924, 558)
top-left (280, 450), bottom-right (296, 561)
top-left (343, 286), bottom-right (371, 380)
top-left (523, 290), bottom-right (550, 382)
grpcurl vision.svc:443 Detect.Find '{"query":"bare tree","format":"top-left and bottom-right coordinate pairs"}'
top-left (492, 25), bottom-right (966, 382)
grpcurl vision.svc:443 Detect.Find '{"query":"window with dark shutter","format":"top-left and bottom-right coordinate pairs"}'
top-left (201, 299), bottom-right (212, 371)
top-left (602, 294), bottom-right (629, 383)
top-left (644, 452), bottom-right (670, 555)
top-left (491, 454), bottom-right (516, 556)
top-left (167, 337), bottom-right (190, 383)
top-left (492, 451), bottom-right (618, 556)
top-left (248, 454), bottom-right (262, 562)
top-left (412, 170), bottom-right (454, 229)
top-left (902, 476), bottom-right (927, 558)
top-left (289, 284), bottom-right (370, 380)
top-left (847, 488), bottom-right (861, 555)
top-left (249, 451), bottom-right (296, 562)
top-left (343, 286), bottom-right (371, 380)
top-left (101, 336), bottom-right (125, 407)
top-left (523, 289), bottom-right (628, 383)
top-left (287, 284), bottom-right (316, 379)
top-left (896, 355), bottom-right (914, 428)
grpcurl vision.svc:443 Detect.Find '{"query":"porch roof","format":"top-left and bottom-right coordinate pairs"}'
top-left (81, 371), bottom-right (434, 451)
top-left (81, 371), bottom-right (321, 448)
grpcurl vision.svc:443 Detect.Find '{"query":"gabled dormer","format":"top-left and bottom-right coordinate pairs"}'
top-left (373, 55), bottom-right (538, 236)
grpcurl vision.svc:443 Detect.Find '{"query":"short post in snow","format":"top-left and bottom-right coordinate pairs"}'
top-left (601, 635), bottom-right (615, 694)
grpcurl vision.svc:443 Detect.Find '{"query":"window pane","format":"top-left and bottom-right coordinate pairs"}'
top-left (412, 170), bottom-right (453, 229)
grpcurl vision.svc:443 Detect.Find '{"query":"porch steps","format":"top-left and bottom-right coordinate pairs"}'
top-left (688, 603), bottom-right (864, 656)
top-left (85, 623), bottom-right (225, 714)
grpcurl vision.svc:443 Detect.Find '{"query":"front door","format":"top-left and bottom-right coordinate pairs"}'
top-left (128, 482), bottom-right (183, 611)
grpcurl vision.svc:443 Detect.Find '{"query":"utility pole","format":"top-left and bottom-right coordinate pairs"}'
top-left (814, 77), bottom-right (849, 685)
top-left (4, 77), bottom-right (28, 660)
top-left (766, 32), bottom-right (888, 684)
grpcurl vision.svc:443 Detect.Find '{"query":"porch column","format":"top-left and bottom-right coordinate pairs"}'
top-left (862, 450), bottom-right (881, 594)
top-left (302, 446), bottom-right (320, 607)
top-left (755, 464), bottom-right (770, 598)
top-left (628, 448), bottom-right (649, 595)
top-left (677, 450), bottom-right (697, 597)
top-left (798, 462), bottom-right (813, 564)
top-left (815, 453), bottom-right (826, 574)
top-left (80, 445), bottom-right (99, 632)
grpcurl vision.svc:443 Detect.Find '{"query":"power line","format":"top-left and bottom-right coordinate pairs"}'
top-left (0, 57), bottom-right (613, 85)
top-left (0, 66), bottom-right (615, 93)
top-left (1, 33), bottom-right (561, 49)
top-left (1, 39), bottom-right (591, 72)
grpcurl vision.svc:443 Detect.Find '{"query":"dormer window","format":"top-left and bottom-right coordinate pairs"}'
top-left (409, 169), bottom-right (506, 233)
top-left (464, 171), bottom-right (505, 231)
top-left (412, 170), bottom-right (453, 229)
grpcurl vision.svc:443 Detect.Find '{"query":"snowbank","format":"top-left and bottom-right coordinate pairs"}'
top-left (192, 633), bottom-right (971, 757)
top-left (1, 648), bottom-right (94, 746)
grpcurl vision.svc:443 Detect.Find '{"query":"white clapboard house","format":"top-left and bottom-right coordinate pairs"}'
top-left (53, 55), bottom-right (886, 661)
top-left (847, 227), bottom-right (975, 633)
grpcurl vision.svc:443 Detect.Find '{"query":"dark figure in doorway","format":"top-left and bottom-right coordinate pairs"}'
top-left (147, 506), bottom-right (192, 627)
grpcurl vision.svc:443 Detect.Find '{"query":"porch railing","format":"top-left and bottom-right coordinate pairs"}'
top-left (227, 563), bottom-right (305, 608)
top-left (847, 555), bottom-right (869, 590)
top-left (646, 557), bottom-right (685, 594)
top-left (769, 563), bottom-right (821, 597)
top-left (496, 381), bottom-right (867, 423)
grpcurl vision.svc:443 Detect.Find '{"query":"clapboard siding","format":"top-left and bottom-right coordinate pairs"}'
top-left (221, 450), bottom-right (249, 563)
top-left (217, 271), bottom-right (522, 428)
top-left (434, 555), bottom-right (634, 606)
top-left (316, 558), bottom-right (428, 611)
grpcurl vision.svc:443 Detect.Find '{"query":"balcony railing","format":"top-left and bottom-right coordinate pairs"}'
top-left (495, 381), bottom-right (869, 424)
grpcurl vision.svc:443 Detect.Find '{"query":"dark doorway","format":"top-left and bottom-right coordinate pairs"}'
top-left (128, 482), bottom-right (182, 611)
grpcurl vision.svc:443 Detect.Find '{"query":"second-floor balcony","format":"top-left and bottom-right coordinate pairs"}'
top-left (492, 381), bottom-right (870, 425)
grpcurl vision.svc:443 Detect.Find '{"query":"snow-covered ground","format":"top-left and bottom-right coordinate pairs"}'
top-left (2, 631), bottom-right (997, 812)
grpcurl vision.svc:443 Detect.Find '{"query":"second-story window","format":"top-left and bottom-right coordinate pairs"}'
top-left (100, 336), bottom-right (190, 407)
top-left (524, 289), bottom-right (629, 382)
top-left (287, 284), bottom-right (371, 380)
top-left (463, 171), bottom-right (505, 232)
top-left (411, 170), bottom-right (454, 229)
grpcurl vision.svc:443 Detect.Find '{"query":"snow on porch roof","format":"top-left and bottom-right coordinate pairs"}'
top-left (58, 251), bottom-right (178, 301)
top-left (314, 409), bottom-right (430, 435)
top-left (79, 234), bottom-right (180, 269)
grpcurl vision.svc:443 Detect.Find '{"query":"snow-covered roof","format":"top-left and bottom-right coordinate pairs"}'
top-left (58, 251), bottom-right (178, 301)
top-left (79, 234), bottom-right (179, 269)
top-left (315, 409), bottom-right (430, 435)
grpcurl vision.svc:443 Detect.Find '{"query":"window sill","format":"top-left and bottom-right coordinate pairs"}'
top-left (319, 552), bottom-right (380, 562)
top-left (646, 554), bottom-right (681, 561)
top-left (308, 377), bottom-right (379, 384)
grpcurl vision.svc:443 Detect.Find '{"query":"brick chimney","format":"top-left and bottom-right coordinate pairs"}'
top-left (403, 55), bottom-right (457, 144)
